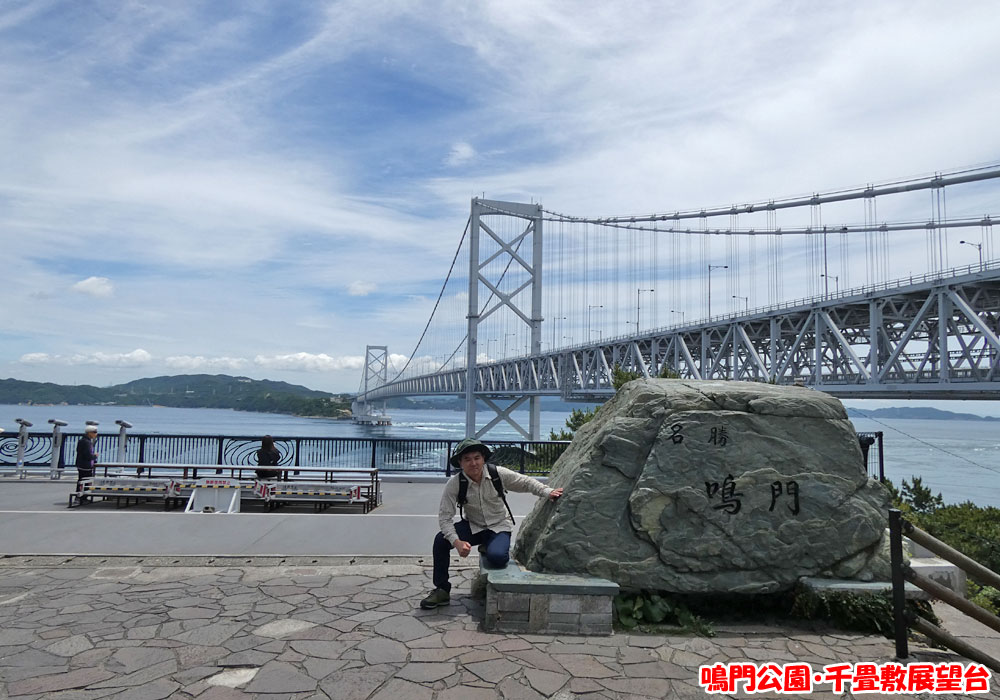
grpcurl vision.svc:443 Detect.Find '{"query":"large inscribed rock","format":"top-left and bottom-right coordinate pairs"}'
top-left (513, 380), bottom-right (890, 594)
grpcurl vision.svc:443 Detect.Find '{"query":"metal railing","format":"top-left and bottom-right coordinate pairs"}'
top-left (0, 432), bottom-right (571, 477)
top-left (889, 509), bottom-right (1000, 672)
top-left (1, 428), bottom-right (882, 480)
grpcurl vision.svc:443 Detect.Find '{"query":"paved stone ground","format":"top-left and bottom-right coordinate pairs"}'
top-left (0, 557), bottom-right (996, 700)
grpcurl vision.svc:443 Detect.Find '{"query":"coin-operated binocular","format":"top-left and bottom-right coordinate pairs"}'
top-left (14, 418), bottom-right (32, 479)
top-left (115, 419), bottom-right (133, 464)
top-left (47, 419), bottom-right (69, 480)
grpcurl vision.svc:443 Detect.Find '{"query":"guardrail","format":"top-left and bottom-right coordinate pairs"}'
top-left (2, 430), bottom-right (882, 479)
top-left (888, 509), bottom-right (1000, 672)
top-left (0, 432), bottom-right (571, 477)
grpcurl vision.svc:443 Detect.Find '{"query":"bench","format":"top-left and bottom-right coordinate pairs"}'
top-left (70, 464), bottom-right (381, 513)
top-left (256, 481), bottom-right (365, 512)
top-left (255, 467), bottom-right (381, 513)
top-left (476, 558), bottom-right (619, 635)
top-left (69, 477), bottom-right (172, 508)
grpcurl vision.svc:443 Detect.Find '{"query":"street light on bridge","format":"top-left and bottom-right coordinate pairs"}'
top-left (732, 295), bottom-right (748, 313)
top-left (636, 289), bottom-right (654, 332)
top-left (670, 309), bottom-right (685, 324)
top-left (503, 333), bottom-right (517, 358)
top-left (551, 316), bottom-right (567, 348)
top-left (707, 265), bottom-right (728, 318)
top-left (960, 239), bottom-right (984, 269)
top-left (587, 304), bottom-right (603, 341)
top-left (820, 273), bottom-right (839, 296)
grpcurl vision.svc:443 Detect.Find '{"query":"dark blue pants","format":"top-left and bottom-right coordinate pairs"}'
top-left (433, 520), bottom-right (510, 592)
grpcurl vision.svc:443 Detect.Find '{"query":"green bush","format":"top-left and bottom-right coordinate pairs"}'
top-left (790, 587), bottom-right (937, 637)
top-left (890, 476), bottom-right (1000, 576)
top-left (613, 592), bottom-right (713, 636)
top-left (548, 406), bottom-right (599, 441)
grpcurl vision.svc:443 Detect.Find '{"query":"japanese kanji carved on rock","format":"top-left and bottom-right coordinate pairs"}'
top-left (513, 380), bottom-right (891, 593)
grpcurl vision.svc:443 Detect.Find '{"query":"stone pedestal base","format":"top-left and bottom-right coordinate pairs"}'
top-left (478, 559), bottom-right (619, 635)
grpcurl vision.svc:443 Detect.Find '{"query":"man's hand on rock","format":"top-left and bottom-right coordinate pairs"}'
top-left (455, 540), bottom-right (472, 557)
top-left (548, 488), bottom-right (564, 501)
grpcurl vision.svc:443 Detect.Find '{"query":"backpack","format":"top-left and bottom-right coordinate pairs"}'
top-left (457, 463), bottom-right (515, 524)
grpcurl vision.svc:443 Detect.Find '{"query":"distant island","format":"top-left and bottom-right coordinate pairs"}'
top-left (0, 374), bottom-right (598, 420)
top-left (847, 406), bottom-right (1000, 422)
top-left (0, 375), bottom-right (354, 419)
top-left (1, 374), bottom-right (996, 422)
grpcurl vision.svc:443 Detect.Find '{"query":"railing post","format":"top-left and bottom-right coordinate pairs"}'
top-left (215, 437), bottom-right (224, 474)
top-left (14, 418), bottom-right (32, 479)
top-left (446, 441), bottom-right (453, 477)
top-left (48, 419), bottom-right (68, 480)
top-left (519, 441), bottom-right (526, 474)
top-left (889, 508), bottom-right (909, 659)
top-left (370, 440), bottom-right (377, 470)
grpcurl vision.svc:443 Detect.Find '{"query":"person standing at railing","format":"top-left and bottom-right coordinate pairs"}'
top-left (255, 435), bottom-right (281, 480)
top-left (75, 425), bottom-right (98, 500)
top-left (420, 438), bottom-right (564, 610)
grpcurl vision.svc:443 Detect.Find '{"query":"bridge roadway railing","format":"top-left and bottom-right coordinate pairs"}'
top-left (0, 432), bottom-right (571, 477)
top-left (364, 260), bottom-right (1000, 401)
top-left (1, 431), bottom-right (884, 481)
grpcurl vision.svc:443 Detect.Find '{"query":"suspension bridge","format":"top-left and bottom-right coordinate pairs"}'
top-left (353, 163), bottom-right (1000, 439)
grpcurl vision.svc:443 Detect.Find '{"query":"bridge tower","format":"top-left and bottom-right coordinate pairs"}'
top-left (352, 345), bottom-right (392, 425)
top-left (466, 198), bottom-right (544, 440)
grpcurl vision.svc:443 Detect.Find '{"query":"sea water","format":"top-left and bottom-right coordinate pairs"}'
top-left (3, 404), bottom-right (999, 508)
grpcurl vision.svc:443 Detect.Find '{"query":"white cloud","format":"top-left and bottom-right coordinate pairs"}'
top-left (72, 276), bottom-right (114, 298)
top-left (446, 142), bottom-right (476, 167)
top-left (165, 355), bottom-right (249, 371)
top-left (20, 349), bottom-right (153, 367)
top-left (348, 281), bottom-right (376, 296)
top-left (254, 352), bottom-right (365, 372)
top-left (19, 352), bottom-right (53, 365)
top-left (3, 1), bottom-right (1000, 399)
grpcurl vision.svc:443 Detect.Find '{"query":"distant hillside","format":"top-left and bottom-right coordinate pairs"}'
top-left (0, 375), bottom-right (352, 418)
top-left (847, 406), bottom-right (1000, 422)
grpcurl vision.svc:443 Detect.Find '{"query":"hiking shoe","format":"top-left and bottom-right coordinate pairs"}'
top-left (419, 588), bottom-right (450, 609)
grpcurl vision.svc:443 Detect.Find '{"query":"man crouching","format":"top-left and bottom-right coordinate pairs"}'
top-left (420, 438), bottom-right (563, 610)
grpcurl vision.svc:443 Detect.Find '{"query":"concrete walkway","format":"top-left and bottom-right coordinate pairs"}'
top-left (0, 479), bottom-right (493, 557)
top-left (1, 480), bottom-right (999, 698)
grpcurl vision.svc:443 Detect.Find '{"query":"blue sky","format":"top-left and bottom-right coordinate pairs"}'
top-left (3, 1), bottom-right (1000, 412)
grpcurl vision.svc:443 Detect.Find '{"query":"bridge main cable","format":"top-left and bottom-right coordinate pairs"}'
top-left (538, 163), bottom-right (1000, 225)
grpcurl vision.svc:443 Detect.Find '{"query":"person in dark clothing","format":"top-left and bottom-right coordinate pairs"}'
top-left (256, 435), bottom-right (282, 479)
top-left (75, 425), bottom-right (98, 497)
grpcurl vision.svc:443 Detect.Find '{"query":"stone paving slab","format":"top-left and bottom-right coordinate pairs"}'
top-left (0, 557), bottom-right (996, 699)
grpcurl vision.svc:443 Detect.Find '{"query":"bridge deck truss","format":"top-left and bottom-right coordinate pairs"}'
top-left (363, 268), bottom-right (1000, 402)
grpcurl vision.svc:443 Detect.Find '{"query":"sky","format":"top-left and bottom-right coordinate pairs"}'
top-left (3, 1), bottom-right (1000, 412)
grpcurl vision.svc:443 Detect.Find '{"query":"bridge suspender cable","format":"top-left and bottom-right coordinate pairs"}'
top-left (433, 220), bottom-right (534, 373)
top-left (387, 217), bottom-right (471, 383)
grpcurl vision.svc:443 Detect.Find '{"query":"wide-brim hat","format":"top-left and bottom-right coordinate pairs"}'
top-left (450, 438), bottom-right (492, 469)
